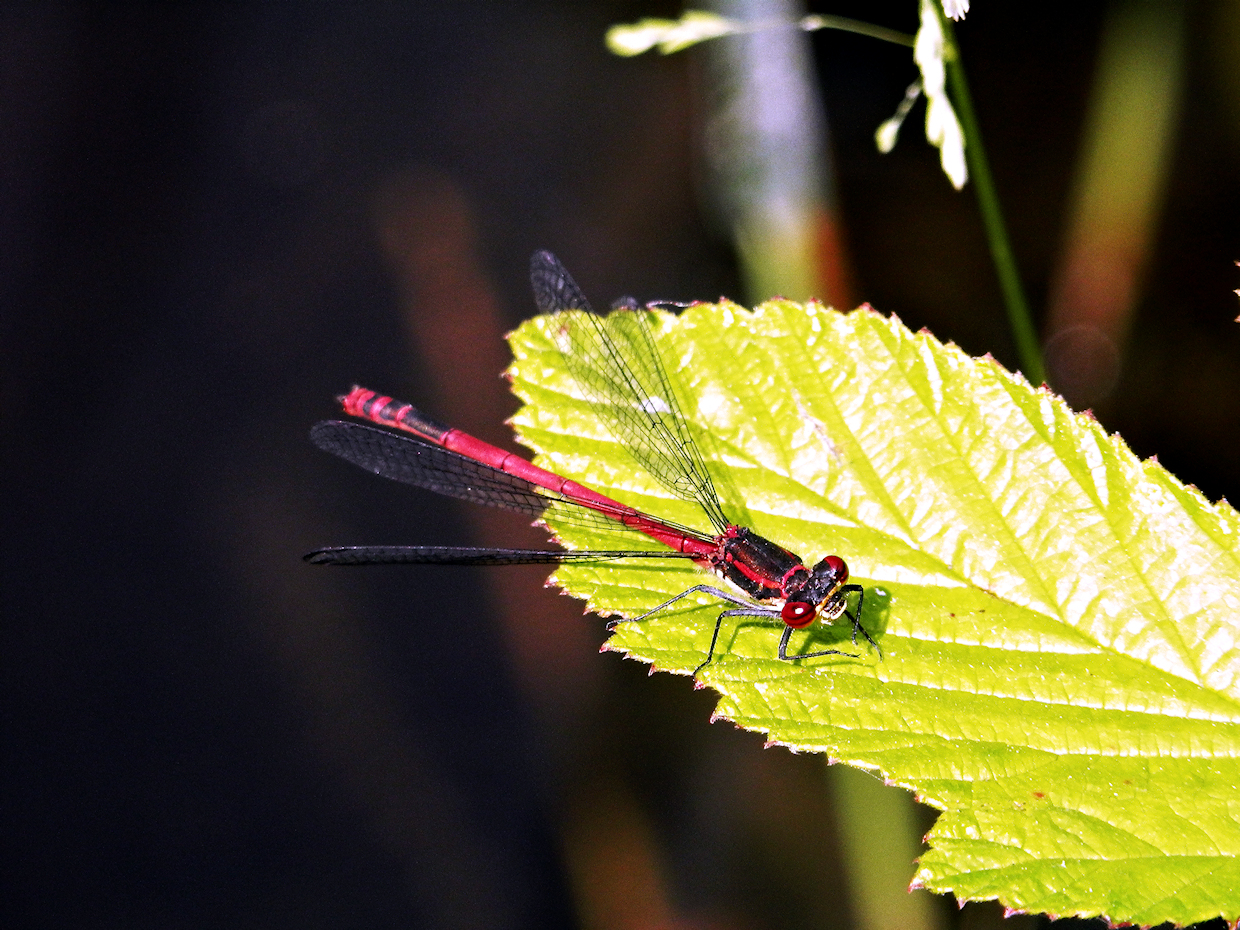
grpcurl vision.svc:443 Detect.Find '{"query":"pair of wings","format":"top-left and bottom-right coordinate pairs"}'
top-left (308, 252), bottom-right (730, 565)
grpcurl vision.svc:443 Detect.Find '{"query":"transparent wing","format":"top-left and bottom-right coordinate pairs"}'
top-left (529, 251), bottom-right (730, 533)
top-left (311, 420), bottom-right (713, 544)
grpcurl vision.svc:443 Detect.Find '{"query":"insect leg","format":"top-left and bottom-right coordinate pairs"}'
top-left (608, 584), bottom-right (755, 628)
top-left (838, 584), bottom-right (881, 658)
top-left (688, 604), bottom-right (782, 676)
top-left (777, 623), bottom-right (858, 663)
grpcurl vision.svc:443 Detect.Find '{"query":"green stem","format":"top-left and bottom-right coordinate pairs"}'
top-left (799, 15), bottom-right (915, 48)
top-left (939, 13), bottom-right (1047, 386)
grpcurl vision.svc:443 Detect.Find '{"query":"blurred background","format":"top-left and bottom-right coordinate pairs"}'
top-left (3, 2), bottom-right (1239, 928)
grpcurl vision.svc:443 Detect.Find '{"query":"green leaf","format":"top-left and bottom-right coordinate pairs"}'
top-left (506, 299), bottom-right (1240, 928)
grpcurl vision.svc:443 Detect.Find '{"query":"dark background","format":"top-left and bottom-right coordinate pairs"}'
top-left (3, 3), bottom-right (1238, 928)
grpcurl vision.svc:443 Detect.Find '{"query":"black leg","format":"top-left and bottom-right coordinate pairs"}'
top-left (691, 605), bottom-right (779, 676)
top-left (777, 623), bottom-right (857, 662)
top-left (608, 584), bottom-right (755, 629)
top-left (839, 584), bottom-right (881, 658)
top-left (609, 584), bottom-right (772, 677)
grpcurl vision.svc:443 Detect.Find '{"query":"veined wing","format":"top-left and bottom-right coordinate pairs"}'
top-left (529, 251), bottom-right (730, 533)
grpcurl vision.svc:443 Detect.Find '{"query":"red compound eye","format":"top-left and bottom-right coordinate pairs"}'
top-left (823, 554), bottom-right (848, 582)
top-left (781, 601), bottom-right (816, 629)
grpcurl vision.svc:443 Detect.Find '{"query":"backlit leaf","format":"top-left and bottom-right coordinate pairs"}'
top-left (506, 299), bottom-right (1240, 928)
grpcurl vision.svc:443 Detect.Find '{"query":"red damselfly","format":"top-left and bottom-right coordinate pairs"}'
top-left (306, 252), bottom-right (879, 675)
